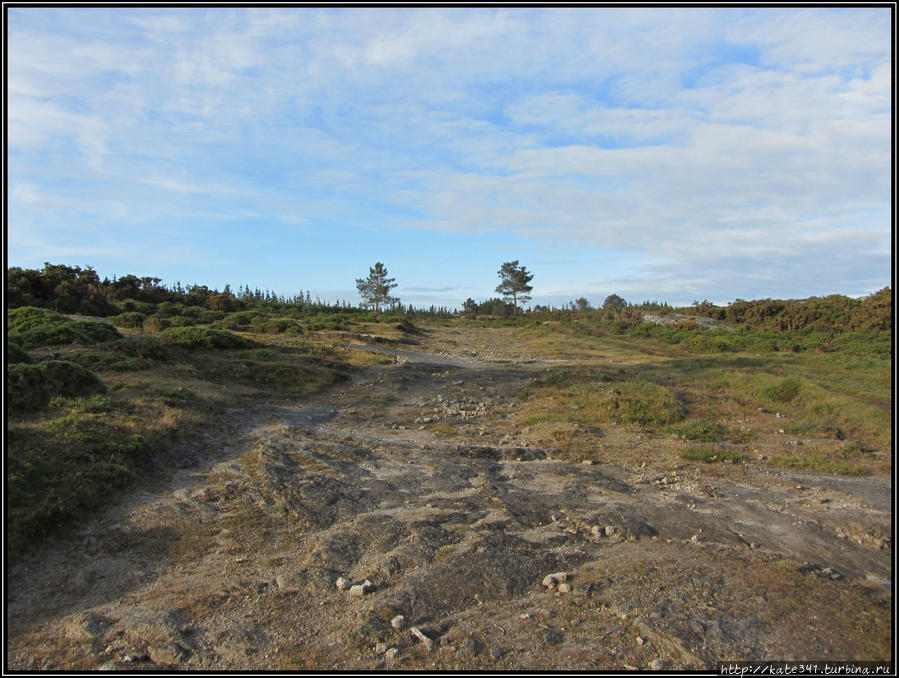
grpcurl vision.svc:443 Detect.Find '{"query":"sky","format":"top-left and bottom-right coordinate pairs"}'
top-left (7, 6), bottom-right (893, 310)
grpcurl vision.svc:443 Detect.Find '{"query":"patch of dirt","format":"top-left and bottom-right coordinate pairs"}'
top-left (5, 326), bottom-right (892, 670)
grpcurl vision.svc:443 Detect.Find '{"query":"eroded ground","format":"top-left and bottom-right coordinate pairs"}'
top-left (5, 326), bottom-right (892, 670)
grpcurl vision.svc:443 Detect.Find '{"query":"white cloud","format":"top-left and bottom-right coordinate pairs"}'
top-left (7, 7), bottom-right (891, 305)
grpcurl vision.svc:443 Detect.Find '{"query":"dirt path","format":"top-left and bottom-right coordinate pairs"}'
top-left (6, 326), bottom-right (892, 670)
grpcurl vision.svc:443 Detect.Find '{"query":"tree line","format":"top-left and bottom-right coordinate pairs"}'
top-left (6, 261), bottom-right (891, 335)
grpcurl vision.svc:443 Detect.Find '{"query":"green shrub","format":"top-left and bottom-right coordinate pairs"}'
top-left (108, 336), bottom-right (171, 360)
top-left (7, 306), bottom-right (70, 333)
top-left (9, 324), bottom-right (91, 349)
top-left (7, 360), bottom-right (106, 411)
top-left (7, 342), bottom-right (30, 364)
top-left (70, 320), bottom-right (121, 343)
top-left (115, 298), bottom-right (156, 315)
top-left (109, 312), bottom-right (147, 328)
top-left (761, 376), bottom-right (803, 403)
top-left (158, 326), bottom-right (254, 349)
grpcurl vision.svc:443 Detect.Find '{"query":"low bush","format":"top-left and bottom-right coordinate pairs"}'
top-left (109, 312), bottom-right (147, 328)
top-left (597, 381), bottom-right (685, 426)
top-left (7, 306), bottom-right (70, 333)
top-left (108, 336), bottom-right (171, 360)
top-left (158, 326), bottom-right (254, 349)
top-left (761, 376), bottom-right (803, 404)
top-left (70, 320), bottom-right (121, 343)
top-left (7, 360), bottom-right (106, 411)
top-left (7, 342), bottom-right (30, 364)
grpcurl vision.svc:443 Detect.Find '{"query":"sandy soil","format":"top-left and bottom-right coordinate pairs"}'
top-left (5, 326), bottom-right (892, 670)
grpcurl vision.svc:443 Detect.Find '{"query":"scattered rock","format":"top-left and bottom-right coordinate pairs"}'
top-left (410, 626), bottom-right (433, 651)
top-left (542, 572), bottom-right (570, 588)
top-left (349, 579), bottom-right (375, 597)
top-left (649, 659), bottom-right (666, 670)
top-left (335, 576), bottom-right (351, 591)
top-left (385, 647), bottom-right (399, 660)
top-left (605, 526), bottom-right (617, 537)
top-left (636, 635), bottom-right (646, 646)
top-left (557, 582), bottom-right (572, 594)
top-left (390, 615), bottom-right (407, 630)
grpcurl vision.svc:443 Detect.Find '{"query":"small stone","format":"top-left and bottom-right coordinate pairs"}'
top-left (591, 525), bottom-right (602, 537)
top-left (582, 460), bottom-right (593, 465)
top-left (542, 572), bottom-right (570, 587)
top-left (635, 636), bottom-right (645, 646)
top-left (557, 582), bottom-right (572, 594)
top-left (650, 659), bottom-right (665, 670)
top-left (605, 526), bottom-right (616, 537)
top-left (385, 648), bottom-right (399, 660)
top-left (336, 577), bottom-right (351, 591)
top-left (390, 615), bottom-right (407, 630)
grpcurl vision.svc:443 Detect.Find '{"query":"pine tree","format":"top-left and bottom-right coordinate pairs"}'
top-left (495, 260), bottom-right (534, 314)
top-left (356, 262), bottom-right (399, 312)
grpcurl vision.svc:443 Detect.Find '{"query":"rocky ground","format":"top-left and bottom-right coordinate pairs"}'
top-left (5, 326), bottom-right (892, 671)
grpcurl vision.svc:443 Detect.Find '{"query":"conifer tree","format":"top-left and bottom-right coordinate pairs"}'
top-left (356, 262), bottom-right (399, 312)
top-left (495, 260), bottom-right (533, 314)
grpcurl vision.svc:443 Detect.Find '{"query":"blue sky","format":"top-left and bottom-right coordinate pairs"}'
top-left (7, 7), bottom-right (892, 309)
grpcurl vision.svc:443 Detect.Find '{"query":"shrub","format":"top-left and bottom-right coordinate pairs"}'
top-left (143, 314), bottom-right (173, 332)
top-left (7, 342), bottom-right (30, 364)
top-left (761, 376), bottom-right (802, 404)
top-left (70, 320), bottom-right (121, 343)
top-left (108, 336), bottom-right (171, 360)
top-left (7, 360), bottom-right (106, 411)
top-left (595, 381), bottom-right (685, 427)
top-left (7, 306), bottom-right (69, 333)
top-left (109, 312), bottom-right (148, 328)
top-left (158, 326), bottom-right (254, 349)
top-left (9, 324), bottom-right (91, 349)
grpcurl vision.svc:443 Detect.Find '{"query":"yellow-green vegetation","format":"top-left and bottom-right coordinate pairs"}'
top-left (516, 324), bottom-right (890, 475)
top-left (6, 313), bottom-right (348, 554)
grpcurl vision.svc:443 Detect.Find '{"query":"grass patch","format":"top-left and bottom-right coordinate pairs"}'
top-left (771, 453), bottom-right (866, 476)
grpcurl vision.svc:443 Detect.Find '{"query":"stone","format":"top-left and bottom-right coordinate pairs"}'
top-left (605, 526), bottom-right (616, 537)
top-left (410, 626), bottom-right (433, 651)
top-left (349, 579), bottom-right (375, 597)
top-left (635, 636), bottom-right (645, 646)
top-left (385, 648), bottom-right (399, 660)
top-left (335, 576), bottom-right (351, 591)
top-left (390, 615), bottom-right (407, 630)
top-left (542, 572), bottom-right (570, 587)
top-left (557, 582), bottom-right (572, 594)
top-left (650, 659), bottom-right (666, 670)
